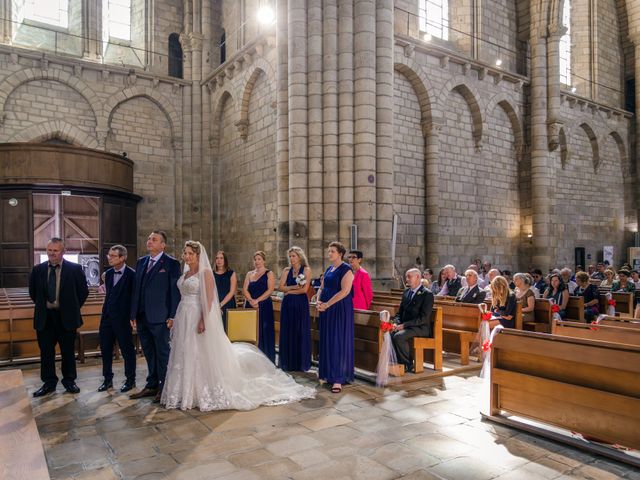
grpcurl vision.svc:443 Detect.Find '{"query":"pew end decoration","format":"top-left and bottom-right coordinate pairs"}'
top-left (227, 309), bottom-right (259, 345)
top-left (376, 310), bottom-right (403, 386)
top-left (605, 292), bottom-right (616, 316)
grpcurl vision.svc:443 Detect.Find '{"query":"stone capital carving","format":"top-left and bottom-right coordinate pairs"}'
top-left (547, 121), bottom-right (562, 151)
top-left (403, 43), bottom-right (414, 58)
top-left (180, 32), bottom-right (204, 53)
top-left (126, 69), bottom-right (137, 87)
top-left (235, 119), bottom-right (249, 140)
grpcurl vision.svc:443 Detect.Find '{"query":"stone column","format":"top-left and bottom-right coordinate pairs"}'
top-left (546, 24), bottom-right (564, 151)
top-left (375, 0), bottom-right (394, 278)
top-left (322, 0), bottom-right (339, 255)
top-left (307, 0), bottom-right (324, 264)
top-left (200, 0), bottom-right (212, 248)
top-left (1, 0), bottom-right (11, 43)
top-left (424, 122), bottom-right (441, 268)
top-left (276, 0), bottom-right (290, 268)
top-left (530, 13), bottom-right (553, 270)
top-left (353, 0), bottom-right (377, 264)
top-left (338, 0), bottom-right (354, 242)
top-left (287, 0), bottom-right (309, 252)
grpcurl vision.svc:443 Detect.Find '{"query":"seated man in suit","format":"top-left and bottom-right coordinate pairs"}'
top-left (456, 269), bottom-right (486, 304)
top-left (391, 268), bottom-right (434, 373)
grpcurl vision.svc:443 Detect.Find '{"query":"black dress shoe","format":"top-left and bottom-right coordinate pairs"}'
top-left (33, 384), bottom-right (56, 397)
top-left (97, 380), bottom-right (113, 392)
top-left (152, 391), bottom-right (162, 403)
top-left (120, 381), bottom-right (135, 393)
top-left (64, 382), bottom-right (80, 394)
top-left (129, 387), bottom-right (158, 399)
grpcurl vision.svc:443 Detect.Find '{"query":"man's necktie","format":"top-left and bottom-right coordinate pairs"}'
top-left (408, 290), bottom-right (415, 302)
top-left (47, 264), bottom-right (58, 303)
top-left (147, 259), bottom-right (156, 273)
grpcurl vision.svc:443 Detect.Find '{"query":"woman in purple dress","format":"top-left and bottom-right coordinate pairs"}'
top-left (317, 242), bottom-right (354, 393)
top-left (278, 246), bottom-right (312, 372)
top-left (242, 251), bottom-right (276, 363)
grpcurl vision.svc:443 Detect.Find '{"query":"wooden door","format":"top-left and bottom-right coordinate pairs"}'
top-left (0, 191), bottom-right (33, 287)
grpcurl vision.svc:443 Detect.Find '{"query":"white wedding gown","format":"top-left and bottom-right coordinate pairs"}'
top-left (161, 274), bottom-right (316, 411)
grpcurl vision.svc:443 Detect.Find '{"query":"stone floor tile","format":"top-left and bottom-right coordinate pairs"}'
top-left (163, 460), bottom-right (237, 480)
top-left (371, 443), bottom-right (440, 474)
top-left (406, 433), bottom-right (475, 461)
top-left (429, 455), bottom-right (509, 480)
top-left (264, 434), bottom-right (322, 456)
top-left (156, 417), bottom-right (213, 443)
top-left (287, 448), bottom-right (332, 468)
top-left (118, 454), bottom-right (178, 478)
top-left (308, 424), bottom-right (361, 445)
top-left (72, 466), bottom-right (120, 480)
top-left (300, 413), bottom-right (352, 431)
top-left (227, 448), bottom-right (279, 468)
top-left (249, 458), bottom-right (301, 477)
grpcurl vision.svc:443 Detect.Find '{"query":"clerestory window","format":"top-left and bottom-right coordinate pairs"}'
top-left (418, 0), bottom-right (449, 41)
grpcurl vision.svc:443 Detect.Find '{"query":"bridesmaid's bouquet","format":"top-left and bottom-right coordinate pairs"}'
top-left (295, 273), bottom-right (307, 286)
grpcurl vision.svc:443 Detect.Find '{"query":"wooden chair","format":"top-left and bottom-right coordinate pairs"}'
top-left (226, 308), bottom-right (259, 345)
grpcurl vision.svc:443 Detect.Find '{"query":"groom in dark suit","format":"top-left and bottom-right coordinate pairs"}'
top-left (98, 245), bottom-right (137, 393)
top-left (29, 238), bottom-right (89, 396)
top-left (391, 268), bottom-right (434, 373)
top-left (129, 231), bottom-right (181, 402)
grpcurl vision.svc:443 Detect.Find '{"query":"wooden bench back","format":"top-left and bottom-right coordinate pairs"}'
top-left (596, 315), bottom-right (640, 330)
top-left (490, 329), bottom-right (640, 450)
top-left (599, 292), bottom-right (633, 317)
top-left (552, 319), bottom-right (640, 346)
top-left (565, 296), bottom-right (585, 323)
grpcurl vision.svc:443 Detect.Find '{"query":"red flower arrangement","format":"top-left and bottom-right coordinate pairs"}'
top-left (482, 340), bottom-right (492, 352)
top-left (380, 321), bottom-right (394, 333)
top-left (481, 312), bottom-right (492, 321)
top-left (551, 304), bottom-right (560, 313)
top-left (589, 321), bottom-right (599, 331)
top-left (608, 299), bottom-right (616, 307)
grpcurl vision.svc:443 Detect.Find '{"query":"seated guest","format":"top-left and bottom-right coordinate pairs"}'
top-left (455, 269), bottom-right (486, 304)
top-left (514, 273), bottom-right (535, 324)
top-left (479, 261), bottom-right (492, 287)
top-left (591, 262), bottom-right (606, 280)
top-left (430, 268), bottom-right (447, 295)
top-left (489, 276), bottom-right (517, 328)
top-left (348, 250), bottom-right (373, 310)
top-left (438, 264), bottom-right (466, 297)
top-left (600, 269), bottom-right (615, 289)
top-left (391, 269), bottom-right (434, 373)
top-left (531, 269), bottom-right (547, 295)
top-left (502, 270), bottom-right (515, 290)
top-left (421, 268), bottom-right (433, 289)
top-left (543, 273), bottom-right (569, 318)
top-left (526, 272), bottom-right (540, 297)
top-left (611, 270), bottom-right (634, 293)
top-left (483, 268), bottom-right (501, 299)
top-left (560, 268), bottom-right (577, 294)
top-left (574, 271), bottom-right (600, 321)
top-left (631, 270), bottom-right (640, 289)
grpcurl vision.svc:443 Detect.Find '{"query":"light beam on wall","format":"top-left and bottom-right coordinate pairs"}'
top-left (257, 6), bottom-right (275, 25)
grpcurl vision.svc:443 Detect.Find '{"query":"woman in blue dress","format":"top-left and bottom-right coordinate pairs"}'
top-left (213, 250), bottom-right (237, 332)
top-left (242, 251), bottom-right (276, 363)
top-left (317, 241), bottom-right (355, 393)
top-left (278, 246), bottom-right (312, 372)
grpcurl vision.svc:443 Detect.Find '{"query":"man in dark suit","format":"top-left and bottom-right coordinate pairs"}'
top-left (129, 231), bottom-right (181, 402)
top-left (29, 237), bottom-right (89, 396)
top-left (98, 245), bottom-right (137, 393)
top-left (391, 268), bottom-right (434, 373)
top-left (456, 269), bottom-right (487, 304)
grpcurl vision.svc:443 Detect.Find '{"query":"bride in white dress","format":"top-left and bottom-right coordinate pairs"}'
top-left (161, 241), bottom-right (316, 411)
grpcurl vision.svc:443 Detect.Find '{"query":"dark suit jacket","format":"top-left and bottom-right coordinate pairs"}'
top-left (455, 284), bottom-right (486, 304)
top-left (102, 265), bottom-right (135, 328)
top-left (29, 260), bottom-right (89, 331)
top-left (130, 253), bottom-right (181, 324)
top-left (393, 285), bottom-right (434, 337)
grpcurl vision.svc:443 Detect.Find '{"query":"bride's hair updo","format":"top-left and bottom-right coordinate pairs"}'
top-left (184, 240), bottom-right (201, 256)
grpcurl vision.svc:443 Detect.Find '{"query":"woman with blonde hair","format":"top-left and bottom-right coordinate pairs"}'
top-left (489, 276), bottom-right (517, 328)
top-left (243, 251), bottom-right (276, 363)
top-left (600, 269), bottom-right (616, 289)
top-left (278, 246), bottom-right (312, 372)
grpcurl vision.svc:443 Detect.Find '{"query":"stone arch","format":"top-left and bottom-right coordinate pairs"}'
top-left (0, 68), bottom-right (100, 127)
top-left (438, 77), bottom-right (484, 151)
top-left (8, 120), bottom-right (99, 149)
top-left (486, 93), bottom-right (525, 160)
top-left (104, 87), bottom-right (181, 140)
top-left (608, 130), bottom-right (628, 174)
top-left (579, 123), bottom-right (600, 172)
top-left (394, 61), bottom-right (437, 133)
top-left (237, 68), bottom-right (268, 141)
top-left (210, 90), bottom-right (235, 149)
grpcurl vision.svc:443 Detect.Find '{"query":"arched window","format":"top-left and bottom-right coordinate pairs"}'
top-left (220, 30), bottom-right (226, 65)
top-left (24, 0), bottom-right (69, 28)
top-left (168, 33), bottom-right (183, 79)
top-left (418, 0), bottom-right (448, 41)
top-left (104, 0), bottom-right (131, 41)
top-left (559, 0), bottom-right (571, 86)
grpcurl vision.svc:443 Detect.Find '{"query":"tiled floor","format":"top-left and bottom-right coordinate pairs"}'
top-left (11, 359), bottom-right (640, 479)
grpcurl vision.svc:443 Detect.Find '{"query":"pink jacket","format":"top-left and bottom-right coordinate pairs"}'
top-left (352, 267), bottom-right (373, 310)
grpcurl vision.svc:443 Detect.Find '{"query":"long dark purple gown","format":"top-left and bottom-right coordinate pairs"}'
top-left (279, 268), bottom-right (311, 372)
top-left (319, 262), bottom-right (354, 384)
top-left (244, 271), bottom-right (276, 363)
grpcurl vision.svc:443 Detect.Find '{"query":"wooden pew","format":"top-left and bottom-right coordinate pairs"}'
top-left (411, 306), bottom-right (443, 372)
top-left (488, 329), bottom-right (640, 452)
top-left (599, 292), bottom-right (634, 317)
top-left (565, 296), bottom-right (585, 323)
top-left (595, 315), bottom-right (640, 330)
top-left (552, 319), bottom-right (640, 346)
top-left (0, 370), bottom-right (49, 480)
top-left (524, 299), bottom-right (553, 333)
